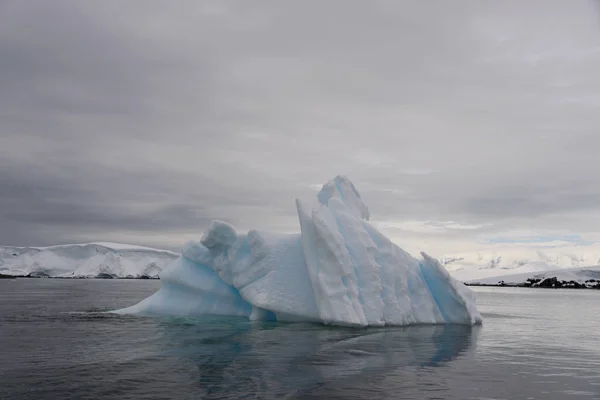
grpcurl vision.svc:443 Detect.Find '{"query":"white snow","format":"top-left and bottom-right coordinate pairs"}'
top-left (317, 175), bottom-right (370, 220)
top-left (466, 265), bottom-right (600, 286)
top-left (0, 243), bottom-right (178, 278)
top-left (441, 250), bottom-right (600, 282)
top-left (117, 175), bottom-right (482, 327)
top-left (36, 242), bottom-right (170, 252)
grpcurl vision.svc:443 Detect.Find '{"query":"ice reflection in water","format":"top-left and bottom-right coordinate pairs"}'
top-left (157, 319), bottom-right (479, 398)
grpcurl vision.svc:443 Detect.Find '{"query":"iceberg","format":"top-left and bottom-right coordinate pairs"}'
top-left (118, 176), bottom-right (482, 326)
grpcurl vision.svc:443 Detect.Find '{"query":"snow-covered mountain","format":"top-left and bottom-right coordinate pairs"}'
top-left (0, 242), bottom-right (178, 278)
top-left (465, 265), bottom-right (600, 288)
top-left (3, 239), bottom-right (600, 284)
top-left (439, 250), bottom-right (600, 282)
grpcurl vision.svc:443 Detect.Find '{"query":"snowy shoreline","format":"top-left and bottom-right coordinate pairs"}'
top-left (4, 273), bottom-right (598, 290)
top-left (466, 282), bottom-right (600, 289)
top-left (0, 273), bottom-right (159, 280)
top-left (464, 265), bottom-right (600, 289)
top-left (0, 242), bottom-right (177, 279)
top-left (3, 241), bottom-right (600, 289)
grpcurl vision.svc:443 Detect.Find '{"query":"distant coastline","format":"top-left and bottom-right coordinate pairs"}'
top-left (4, 272), bottom-right (598, 289)
top-left (0, 273), bottom-right (159, 280)
top-left (466, 276), bottom-right (599, 289)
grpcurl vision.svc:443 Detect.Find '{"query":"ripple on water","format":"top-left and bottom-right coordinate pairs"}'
top-left (1, 280), bottom-right (600, 399)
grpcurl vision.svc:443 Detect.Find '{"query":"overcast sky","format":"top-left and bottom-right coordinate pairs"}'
top-left (2, 1), bottom-right (600, 256)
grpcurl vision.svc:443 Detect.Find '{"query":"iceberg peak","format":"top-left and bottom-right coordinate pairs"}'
top-left (317, 175), bottom-right (370, 220)
top-left (117, 175), bottom-right (482, 327)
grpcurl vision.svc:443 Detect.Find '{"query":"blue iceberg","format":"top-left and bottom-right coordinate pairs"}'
top-left (117, 176), bottom-right (482, 327)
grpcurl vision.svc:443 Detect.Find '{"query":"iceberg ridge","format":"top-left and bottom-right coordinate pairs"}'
top-left (117, 175), bottom-right (482, 326)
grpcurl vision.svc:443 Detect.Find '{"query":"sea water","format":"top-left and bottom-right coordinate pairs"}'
top-left (0, 279), bottom-right (598, 399)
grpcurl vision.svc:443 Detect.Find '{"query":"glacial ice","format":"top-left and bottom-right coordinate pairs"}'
top-left (117, 176), bottom-right (482, 326)
top-left (0, 243), bottom-right (177, 278)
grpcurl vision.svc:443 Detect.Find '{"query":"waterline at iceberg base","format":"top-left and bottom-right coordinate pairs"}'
top-left (117, 176), bottom-right (482, 327)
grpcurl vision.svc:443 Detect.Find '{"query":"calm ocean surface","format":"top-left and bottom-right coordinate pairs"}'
top-left (0, 279), bottom-right (599, 399)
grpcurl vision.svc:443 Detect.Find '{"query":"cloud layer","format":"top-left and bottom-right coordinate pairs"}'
top-left (2, 1), bottom-right (600, 254)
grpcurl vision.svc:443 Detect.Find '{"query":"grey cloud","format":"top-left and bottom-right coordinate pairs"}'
top-left (1, 0), bottom-right (600, 251)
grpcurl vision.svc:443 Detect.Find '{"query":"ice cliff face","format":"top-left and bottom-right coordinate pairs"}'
top-left (0, 243), bottom-right (178, 278)
top-left (118, 176), bottom-right (482, 326)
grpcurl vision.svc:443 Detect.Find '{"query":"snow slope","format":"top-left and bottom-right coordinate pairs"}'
top-left (466, 265), bottom-right (600, 286)
top-left (117, 176), bottom-right (482, 327)
top-left (441, 250), bottom-right (600, 282)
top-left (0, 243), bottom-right (178, 278)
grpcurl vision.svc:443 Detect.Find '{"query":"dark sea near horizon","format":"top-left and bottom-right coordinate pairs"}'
top-left (0, 279), bottom-right (599, 400)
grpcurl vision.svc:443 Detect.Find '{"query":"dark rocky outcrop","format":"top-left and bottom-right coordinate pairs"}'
top-left (96, 273), bottom-right (116, 279)
top-left (525, 278), bottom-right (541, 287)
top-left (27, 271), bottom-right (50, 278)
top-left (537, 277), bottom-right (560, 288)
